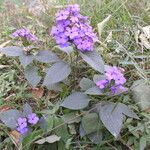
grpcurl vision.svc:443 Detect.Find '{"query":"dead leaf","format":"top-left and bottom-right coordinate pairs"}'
top-left (0, 40), bottom-right (11, 48)
top-left (46, 91), bottom-right (57, 100)
top-left (0, 105), bottom-right (11, 112)
top-left (139, 33), bottom-right (150, 49)
top-left (142, 25), bottom-right (150, 39)
top-left (97, 15), bottom-right (111, 39)
top-left (28, 0), bottom-right (46, 17)
top-left (9, 130), bottom-right (20, 145)
top-left (136, 25), bottom-right (150, 49)
top-left (0, 65), bottom-right (9, 69)
top-left (105, 31), bottom-right (112, 43)
top-left (131, 79), bottom-right (150, 110)
top-left (144, 107), bottom-right (150, 113)
top-left (31, 88), bottom-right (44, 99)
top-left (4, 94), bottom-right (16, 101)
top-left (35, 135), bottom-right (60, 144)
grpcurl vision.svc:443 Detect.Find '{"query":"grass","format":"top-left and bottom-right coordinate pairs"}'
top-left (0, 0), bottom-right (150, 149)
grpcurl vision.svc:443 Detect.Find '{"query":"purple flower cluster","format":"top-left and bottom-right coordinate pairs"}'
top-left (12, 28), bottom-right (38, 42)
top-left (51, 4), bottom-right (97, 52)
top-left (96, 66), bottom-right (127, 94)
top-left (17, 113), bottom-right (39, 134)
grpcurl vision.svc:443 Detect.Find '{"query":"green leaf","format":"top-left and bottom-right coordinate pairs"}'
top-left (46, 83), bottom-right (62, 92)
top-left (79, 51), bottom-right (105, 73)
top-left (99, 102), bottom-right (124, 138)
top-left (58, 141), bottom-right (66, 150)
top-left (117, 103), bottom-right (139, 119)
top-left (65, 138), bottom-right (73, 149)
top-left (23, 103), bottom-right (32, 117)
top-left (56, 46), bottom-right (74, 55)
top-left (53, 117), bottom-right (70, 142)
top-left (24, 65), bottom-right (42, 87)
top-left (79, 125), bottom-right (86, 138)
top-left (35, 50), bottom-right (59, 63)
top-left (93, 74), bottom-right (106, 84)
top-left (79, 124), bottom-right (102, 144)
top-left (0, 46), bottom-right (23, 56)
top-left (85, 86), bottom-right (103, 95)
top-left (79, 77), bottom-right (95, 91)
top-left (99, 102), bottom-right (139, 138)
top-left (82, 113), bottom-right (100, 134)
top-left (35, 135), bottom-right (60, 144)
top-left (43, 61), bottom-right (71, 87)
top-left (44, 115), bottom-right (54, 130)
top-left (63, 112), bottom-right (81, 124)
top-left (0, 109), bottom-right (22, 129)
top-left (140, 136), bottom-right (147, 150)
top-left (87, 130), bottom-right (102, 144)
top-left (131, 79), bottom-right (150, 110)
top-left (19, 53), bottom-right (34, 67)
top-left (61, 92), bottom-right (90, 110)
top-left (22, 130), bottom-right (43, 148)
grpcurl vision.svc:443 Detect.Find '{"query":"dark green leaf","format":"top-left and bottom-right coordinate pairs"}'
top-left (87, 130), bottom-right (102, 144)
top-left (117, 103), bottom-right (139, 119)
top-left (35, 50), bottom-right (59, 63)
top-left (23, 103), bottom-right (32, 117)
top-left (24, 65), bottom-right (42, 87)
top-left (0, 109), bottom-right (22, 129)
top-left (46, 83), bottom-right (62, 92)
top-left (22, 130), bottom-right (43, 148)
top-left (140, 136), bottom-right (147, 150)
top-left (19, 53), bottom-right (34, 67)
top-left (79, 124), bottom-right (86, 138)
top-left (79, 125), bottom-right (86, 138)
top-left (99, 102), bottom-right (124, 138)
top-left (131, 79), bottom-right (150, 110)
top-left (43, 61), bottom-right (71, 86)
top-left (82, 113), bottom-right (100, 134)
top-left (85, 86), bottom-right (103, 95)
top-left (79, 51), bottom-right (105, 73)
top-left (43, 115), bottom-right (53, 130)
top-left (63, 112), bottom-right (81, 124)
top-left (99, 102), bottom-right (139, 137)
top-left (79, 78), bottom-right (95, 91)
top-left (56, 46), bottom-right (74, 55)
top-left (53, 117), bottom-right (70, 142)
top-left (0, 46), bottom-right (23, 56)
top-left (61, 92), bottom-right (90, 110)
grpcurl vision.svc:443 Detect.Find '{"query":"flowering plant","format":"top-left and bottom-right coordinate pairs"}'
top-left (51, 4), bottom-right (97, 52)
top-left (0, 3), bottom-right (140, 149)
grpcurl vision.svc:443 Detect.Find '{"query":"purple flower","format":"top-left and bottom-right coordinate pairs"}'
top-left (51, 25), bottom-right (64, 35)
top-left (28, 113), bottom-right (39, 125)
top-left (17, 117), bottom-right (27, 129)
top-left (65, 27), bottom-right (79, 39)
top-left (58, 20), bottom-right (71, 27)
top-left (51, 4), bottom-right (97, 52)
top-left (114, 75), bottom-right (126, 85)
top-left (54, 33), bottom-right (69, 46)
top-left (11, 28), bottom-right (38, 42)
top-left (96, 79), bottom-right (109, 89)
top-left (68, 4), bottom-right (80, 13)
top-left (70, 16), bottom-right (79, 23)
top-left (105, 66), bottom-right (121, 81)
top-left (96, 66), bottom-right (127, 95)
top-left (56, 10), bottom-right (69, 21)
top-left (111, 85), bottom-right (128, 94)
top-left (17, 126), bottom-right (28, 134)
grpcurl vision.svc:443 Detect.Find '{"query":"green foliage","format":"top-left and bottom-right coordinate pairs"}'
top-left (0, 0), bottom-right (150, 149)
